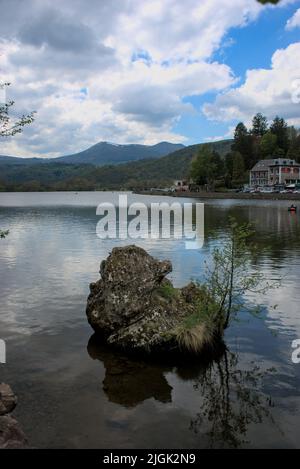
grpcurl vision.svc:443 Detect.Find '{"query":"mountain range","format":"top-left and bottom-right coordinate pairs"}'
top-left (0, 141), bottom-right (184, 166)
top-left (0, 139), bottom-right (233, 192)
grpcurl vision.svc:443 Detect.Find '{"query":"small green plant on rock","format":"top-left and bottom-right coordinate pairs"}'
top-left (157, 282), bottom-right (179, 300)
top-left (175, 285), bottom-right (219, 353)
top-left (205, 217), bottom-right (278, 332)
top-left (176, 322), bottom-right (214, 354)
top-left (175, 218), bottom-right (279, 353)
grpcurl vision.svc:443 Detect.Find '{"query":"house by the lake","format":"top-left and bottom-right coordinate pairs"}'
top-left (173, 180), bottom-right (189, 191)
top-left (250, 158), bottom-right (300, 188)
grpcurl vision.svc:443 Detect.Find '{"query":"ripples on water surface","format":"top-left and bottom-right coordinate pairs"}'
top-left (0, 191), bottom-right (300, 448)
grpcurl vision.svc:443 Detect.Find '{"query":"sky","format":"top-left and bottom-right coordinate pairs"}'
top-left (0, 0), bottom-right (300, 158)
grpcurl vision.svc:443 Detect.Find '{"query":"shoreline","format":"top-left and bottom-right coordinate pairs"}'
top-left (1, 189), bottom-right (300, 202)
top-left (135, 190), bottom-right (300, 201)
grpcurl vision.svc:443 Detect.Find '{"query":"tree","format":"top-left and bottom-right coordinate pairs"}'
top-left (270, 116), bottom-right (289, 154)
top-left (251, 113), bottom-right (268, 137)
top-left (1, 83), bottom-right (35, 237)
top-left (190, 145), bottom-right (223, 191)
top-left (232, 152), bottom-right (245, 183)
top-left (232, 122), bottom-right (255, 170)
top-left (287, 127), bottom-right (300, 162)
top-left (259, 131), bottom-right (277, 158)
top-left (0, 83), bottom-right (35, 137)
top-left (224, 152), bottom-right (234, 188)
top-left (233, 122), bottom-right (247, 142)
top-left (273, 147), bottom-right (285, 158)
top-left (205, 218), bottom-right (278, 331)
top-left (225, 151), bottom-right (245, 187)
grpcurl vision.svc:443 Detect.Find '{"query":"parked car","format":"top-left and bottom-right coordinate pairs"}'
top-left (281, 189), bottom-right (295, 194)
top-left (260, 188), bottom-right (274, 193)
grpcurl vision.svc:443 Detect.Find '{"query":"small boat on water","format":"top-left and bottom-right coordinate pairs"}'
top-left (288, 205), bottom-right (297, 212)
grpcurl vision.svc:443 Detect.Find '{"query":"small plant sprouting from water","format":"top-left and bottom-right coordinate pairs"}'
top-left (175, 218), bottom-right (280, 352)
top-left (204, 217), bottom-right (279, 332)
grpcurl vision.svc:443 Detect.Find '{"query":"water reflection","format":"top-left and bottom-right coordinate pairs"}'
top-left (190, 350), bottom-right (275, 448)
top-left (88, 334), bottom-right (276, 448)
top-left (203, 202), bottom-right (300, 265)
top-left (87, 334), bottom-right (173, 407)
top-left (1, 194), bottom-right (299, 447)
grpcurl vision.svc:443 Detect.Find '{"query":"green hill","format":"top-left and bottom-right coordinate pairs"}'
top-left (0, 139), bottom-right (233, 191)
top-left (0, 141), bottom-right (184, 166)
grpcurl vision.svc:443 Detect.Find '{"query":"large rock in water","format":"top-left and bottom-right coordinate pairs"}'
top-left (0, 383), bottom-right (28, 449)
top-left (0, 415), bottom-right (28, 449)
top-left (0, 383), bottom-right (17, 416)
top-left (86, 245), bottom-right (216, 354)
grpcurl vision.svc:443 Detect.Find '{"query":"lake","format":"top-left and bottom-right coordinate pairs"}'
top-left (0, 191), bottom-right (300, 448)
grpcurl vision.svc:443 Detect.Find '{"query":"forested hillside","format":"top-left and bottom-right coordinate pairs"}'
top-left (0, 140), bottom-right (232, 191)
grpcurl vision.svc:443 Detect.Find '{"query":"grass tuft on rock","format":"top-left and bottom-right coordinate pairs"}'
top-left (157, 282), bottom-right (179, 300)
top-left (175, 285), bottom-right (219, 353)
top-left (176, 323), bottom-right (214, 354)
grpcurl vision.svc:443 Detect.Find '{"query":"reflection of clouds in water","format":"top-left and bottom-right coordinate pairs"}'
top-left (2, 194), bottom-right (300, 448)
top-left (1, 194), bottom-right (300, 340)
top-left (0, 191), bottom-right (190, 208)
top-left (263, 278), bottom-right (300, 337)
top-left (0, 205), bottom-right (206, 334)
top-left (244, 259), bottom-right (300, 338)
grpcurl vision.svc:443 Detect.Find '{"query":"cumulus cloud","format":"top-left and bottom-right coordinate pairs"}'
top-left (0, 0), bottom-right (296, 157)
top-left (203, 42), bottom-right (300, 127)
top-left (110, 61), bottom-right (234, 126)
top-left (286, 8), bottom-right (300, 30)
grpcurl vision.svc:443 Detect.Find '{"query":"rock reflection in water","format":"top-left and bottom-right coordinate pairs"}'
top-left (88, 335), bottom-right (275, 448)
top-left (87, 334), bottom-right (173, 407)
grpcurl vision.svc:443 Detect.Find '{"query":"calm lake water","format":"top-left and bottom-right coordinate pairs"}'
top-left (1, 191), bottom-right (300, 448)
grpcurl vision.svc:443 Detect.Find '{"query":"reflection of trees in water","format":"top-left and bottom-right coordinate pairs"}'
top-left (189, 350), bottom-right (275, 448)
top-left (88, 335), bottom-right (275, 448)
top-left (204, 205), bottom-right (300, 267)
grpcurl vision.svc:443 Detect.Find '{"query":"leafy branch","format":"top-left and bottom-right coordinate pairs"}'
top-left (0, 82), bottom-right (35, 237)
top-left (0, 83), bottom-right (36, 137)
top-left (0, 230), bottom-right (9, 239)
top-left (204, 218), bottom-right (280, 331)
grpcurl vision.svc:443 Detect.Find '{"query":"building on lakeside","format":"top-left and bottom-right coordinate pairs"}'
top-left (250, 158), bottom-right (300, 188)
top-left (174, 179), bottom-right (189, 191)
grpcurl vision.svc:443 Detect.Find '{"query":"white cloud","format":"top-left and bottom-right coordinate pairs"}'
top-left (0, 0), bottom-right (296, 157)
top-left (204, 126), bottom-right (235, 142)
top-left (203, 42), bottom-right (300, 127)
top-left (286, 8), bottom-right (300, 30)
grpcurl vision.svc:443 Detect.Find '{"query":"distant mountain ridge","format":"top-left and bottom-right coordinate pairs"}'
top-left (0, 141), bottom-right (185, 166)
top-left (0, 139), bottom-right (234, 192)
